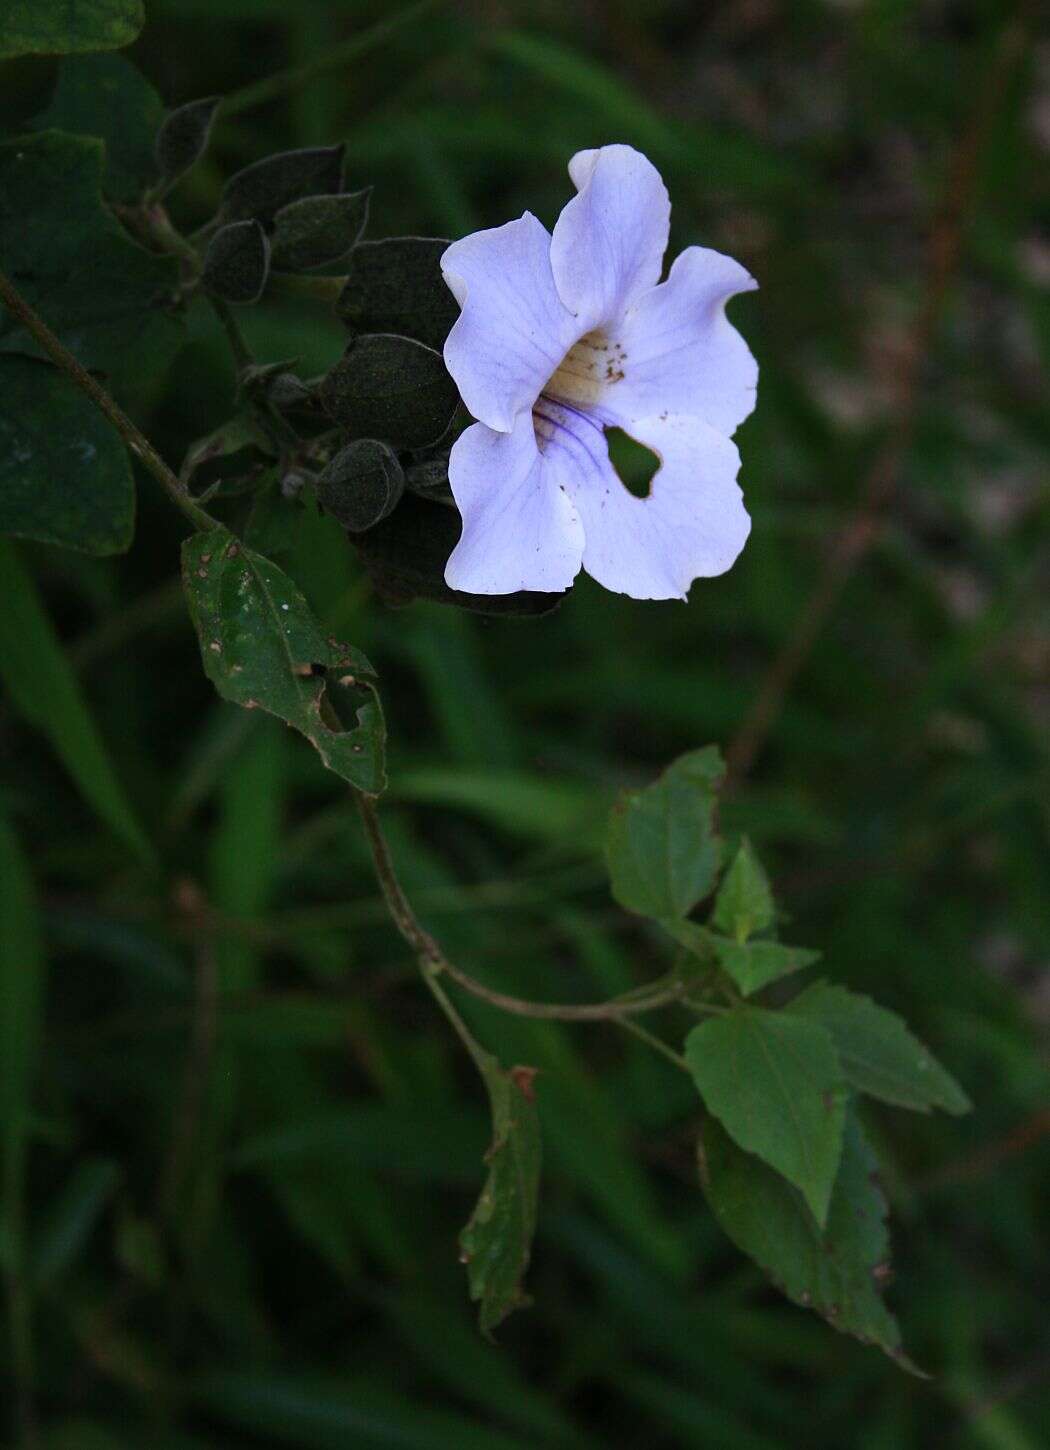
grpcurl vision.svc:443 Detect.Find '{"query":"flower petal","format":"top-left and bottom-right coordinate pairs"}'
top-left (550, 145), bottom-right (670, 331)
top-left (534, 401), bottom-right (750, 600)
top-left (441, 212), bottom-right (578, 433)
top-left (606, 246), bottom-right (758, 436)
top-left (444, 412), bottom-right (584, 594)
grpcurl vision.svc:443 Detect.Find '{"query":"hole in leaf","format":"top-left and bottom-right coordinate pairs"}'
top-left (604, 426), bottom-right (659, 498)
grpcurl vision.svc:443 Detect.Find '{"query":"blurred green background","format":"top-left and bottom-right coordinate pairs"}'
top-left (2, 0), bottom-right (1049, 1445)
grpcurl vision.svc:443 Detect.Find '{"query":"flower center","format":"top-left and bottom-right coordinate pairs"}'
top-left (541, 329), bottom-right (626, 406)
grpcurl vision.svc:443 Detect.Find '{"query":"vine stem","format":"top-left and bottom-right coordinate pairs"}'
top-left (352, 791), bottom-right (685, 1023)
top-left (615, 1016), bottom-right (691, 1073)
top-left (0, 268), bottom-right (216, 534)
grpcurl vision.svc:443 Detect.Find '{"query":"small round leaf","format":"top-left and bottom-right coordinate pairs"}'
top-left (317, 439), bottom-right (404, 533)
top-left (319, 333), bottom-right (457, 449)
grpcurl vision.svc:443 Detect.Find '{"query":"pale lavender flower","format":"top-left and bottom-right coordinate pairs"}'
top-left (439, 144), bottom-right (758, 600)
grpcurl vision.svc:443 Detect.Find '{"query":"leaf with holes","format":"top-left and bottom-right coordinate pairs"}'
top-left (685, 1007), bottom-right (846, 1227)
top-left (460, 1056), bottom-right (541, 1339)
top-left (181, 528), bottom-right (385, 794)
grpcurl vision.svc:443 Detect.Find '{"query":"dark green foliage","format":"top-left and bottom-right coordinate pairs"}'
top-left (1, 6), bottom-right (1047, 1448)
top-left (316, 438), bottom-right (404, 533)
top-left (154, 95), bottom-right (221, 194)
top-left (181, 528), bottom-right (386, 793)
top-left (686, 1008), bottom-right (847, 1227)
top-left (337, 238), bottom-right (458, 351)
top-left (320, 333), bottom-right (458, 449)
top-left (0, 0), bottom-right (143, 59)
top-left (271, 190), bottom-right (371, 272)
top-left (31, 53), bottom-right (163, 202)
top-left (202, 219), bottom-right (271, 304)
top-left (0, 131), bottom-right (181, 401)
top-left (219, 144), bottom-right (346, 227)
top-left (0, 356), bottom-right (132, 553)
top-left (701, 1114), bottom-right (909, 1365)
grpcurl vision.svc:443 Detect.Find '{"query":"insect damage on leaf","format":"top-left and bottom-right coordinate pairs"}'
top-left (459, 1054), bottom-right (542, 1338)
top-left (181, 527), bottom-right (386, 794)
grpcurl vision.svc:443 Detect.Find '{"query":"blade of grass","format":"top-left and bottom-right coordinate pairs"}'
top-left (0, 542), bottom-right (151, 862)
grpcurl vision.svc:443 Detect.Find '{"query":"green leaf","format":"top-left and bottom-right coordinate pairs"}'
top-left (320, 333), bottom-right (458, 450)
top-left (0, 356), bottom-right (133, 554)
top-left (685, 1007), bottom-right (846, 1227)
top-left (658, 917), bottom-right (820, 996)
top-left (154, 95), bottom-right (221, 194)
top-left (31, 53), bottom-right (163, 203)
top-left (219, 145), bottom-right (346, 227)
top-left (350, 493), bottom-right (565, 617)
top-left (460, 1058), bottom-right (541, 1338)
top-left (0, 0), bottom-right (144, 59)
top-left (316, 439), bottom-right (404, 533)
top-left (181, 528), bottom-right (386, 794)
top-left (337, 237), bottom-right (458, 352)
top-left (786, 982), bottom-right (971, 1115)
top-left (0, 540), bottom-right (150, 858)
top-left (712, 837), bottom-right (775, 942)
top-left (605, 746), bottom-right (724, 919)
top-left (710, 938), bottom-right (821, 996)
top-left (202, 219), bottom-right (271, 304)
top-left (0, 132), bottom-right (181, 403)
top-left (700, 1112), bottom-right (914, 1368)
top-left (271, 190), bottom-right (371, 272)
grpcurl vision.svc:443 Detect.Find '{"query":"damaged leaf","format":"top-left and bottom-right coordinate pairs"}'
top-left (460, 1055), bottom-right (541, 1338)
top-left (181, 528), bottom-right (385, 793)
